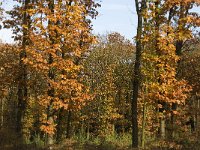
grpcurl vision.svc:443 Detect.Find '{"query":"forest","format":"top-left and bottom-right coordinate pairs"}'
top-left (0, 0), bottom-right (200, 149)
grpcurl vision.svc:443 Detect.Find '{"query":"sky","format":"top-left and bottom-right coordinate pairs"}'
top-left (92, 0), bottom-right (137, 41)
top-left (0, 0), bottom-right (199, 43)
top-left (0, 0), bottom-right (137, 43)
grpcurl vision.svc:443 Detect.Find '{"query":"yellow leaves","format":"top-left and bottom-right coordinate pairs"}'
top-left (142, 36), bottom-right (149, 43)
top-left (147, 78), bottom-right (191, 105)
top-left (176, 29), bottom-right (192, 41)
top-left (39, 113), bottom-right (57, 135)
top-left (39, 96), bottom-right (51, 107)
top-left (52, 98), bottom-right (69, 110)
top-left (26, 0), bottom-right (92, 126)
top-left (22, 24), bottom-right (29, 30)
top-left (27, 8), bottom-right (36, 16)
top-left (141, 14), bottom-right (192, 123)
top-left (77, 84), bottom-right (82, 91)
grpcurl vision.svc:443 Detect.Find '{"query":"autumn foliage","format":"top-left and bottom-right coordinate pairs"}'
top-left (0, 0), bottom-right (200, 149)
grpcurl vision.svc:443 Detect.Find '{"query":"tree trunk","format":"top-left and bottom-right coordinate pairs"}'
top-left (47, 117), bottom-right (54, 145)
top-left (0, 98), bottom-right (4, 129)
top-left (16, 0), bottom-right (30, 140)
top-left (47, 0), bottom-right (55, 145)
top-left (56, 108), bottom-right (64, 143)
top-left (87, 122), bottom-right (90, 140)
top-left (141, 100), bottom-right (146, 148)
top-left (160, 118), bottom-right (165, 138)
top-left (132, 0), bottom-right (145, 148)
top-left (66, 110), bottom-right (72, 139)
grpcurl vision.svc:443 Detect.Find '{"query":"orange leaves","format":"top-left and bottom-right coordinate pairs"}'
top-left (52, 98), bottom-right (69, 110)
top-left (40, 118), bottom-right (56, 135)
top-left (40, 124), bottom-right (55, 135)
top-left (22, 0), bottom-right (96, 136)
top-left (146, 76), bottom-right (191, 105)
top-left (139, 0), bottom-right (197, 138)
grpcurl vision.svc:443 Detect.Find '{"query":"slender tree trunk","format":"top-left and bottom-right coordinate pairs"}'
top-left (141, 85), bottom-right (148, 148)
top-left (47, 0), bottom-right (55, 145)
top-left (0, 98), bottom-right (3, 129)
top-left (87, 122), bottom-right (90, 140)
top-left (132, 0), bottom-right (145, 148)
top-left (16, 0), bottom-right (30, 140)
top-left (66, 110), bottom-right (72, 139)
top-left (196, 96), bottom-right (199, 132)
top-left (56, 108), bottom-right (64, 143)
top-left (141, 100), bottom-right (146, 148)
top-left (160, 118), bottom-right (166, 138)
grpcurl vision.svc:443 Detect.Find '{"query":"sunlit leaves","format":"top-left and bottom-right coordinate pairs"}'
top-left (82, 33), bottom-right (134, 135)
top-left (139, 0), bottom-right (195, 142)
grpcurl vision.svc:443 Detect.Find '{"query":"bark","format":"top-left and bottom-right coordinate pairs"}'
top-left (160, 118), bottom-right (166, 138)
top-left (131, 0), bottom-right (145, 148)
top-left (66, 110), bottom-right (72, 139)
top-left (176, 41), bottom-right (183, 56)
top-left (56, 108), bottom-right (64, 143)
top-left (16, 0), bottom-right (30, 139)
top-left (47, 117), bottom-right (54, 145)
top-left (141, 100), bottom-right (146, 148)
top-left (87, 122), bottom-right (90, 140)
top-left (47, 0), bottom-right (55, 145)
top-left (0, 98), bottom-right (3, 129)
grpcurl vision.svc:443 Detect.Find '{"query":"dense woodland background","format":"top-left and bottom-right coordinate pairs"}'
top-left (0, 0), bottom-right (200, 149)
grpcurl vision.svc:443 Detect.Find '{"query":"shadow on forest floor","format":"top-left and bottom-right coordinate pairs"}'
top-left (0, 140), bottom-right (131, 150)
top-left (0, 128), bottom-right (131, 150)
top-left (42, 139), bottom-right (131, 150)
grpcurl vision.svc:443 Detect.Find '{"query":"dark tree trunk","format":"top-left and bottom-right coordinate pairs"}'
top-left (66, 110), bottom-right (72, 139)
top-left (176, 41), bottom-right (183, 56)
top-left (56, 108), bottom-right (64, 143)
top-left (16, 0), bottom-right (30, 139)
top-left (131, 0), bottom-right (145, 148)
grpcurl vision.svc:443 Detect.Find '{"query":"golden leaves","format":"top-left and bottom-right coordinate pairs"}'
top-left (18, 0), bottom-right (96, 136)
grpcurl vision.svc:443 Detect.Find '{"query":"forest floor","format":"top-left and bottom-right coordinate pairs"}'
top-left (0, 128), bottom-right (132, 150)
top-left (43, 139), bottom-right (131, 150)
top-left (0, 139), bottom-right (131, 150)
top-left (2, 130), bottom-right (198, 150)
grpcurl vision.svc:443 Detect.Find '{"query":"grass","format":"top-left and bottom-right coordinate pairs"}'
top-left (5, 129), bottom-right (199, 150)
top-left (69, 132), bottom-right (132, 150)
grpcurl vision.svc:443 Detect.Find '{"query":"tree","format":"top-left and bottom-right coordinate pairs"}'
top-left (132, 0), bottom-right (146, 148)
top-left (3, 0), bottom-right (99, 145)
top-left (3, 0), bottom-right (32, 140)
top-left (23, 0), bottom-right (98, 144)
top-left (179, 37), bottom-right (200, 134)
top-left (17, 0), bottom-right (31, 140)
top-left (83, 33), bottom-right (134, 136)
top-left (139, 0), bottom-right (198, 148)
top-left (0, 1), bottom-right (3, 30)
